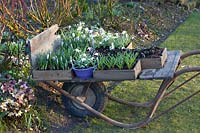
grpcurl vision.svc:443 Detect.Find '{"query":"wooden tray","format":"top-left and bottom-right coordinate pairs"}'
top-left (32, 70), bottom-right (73, 81)
top-left (93, 60), bottom-right (141, 81)
top-left (140, 48), bottom-right (167, 69)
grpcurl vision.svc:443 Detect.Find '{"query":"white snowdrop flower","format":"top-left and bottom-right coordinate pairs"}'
top-left (125, 34), bottom-right (129, 38)
top-left (89, 30), bottom-right (93, 34)
top-left (82, 34), bottom-right (86, 38)
top-left (110, 43), bottom-right (115, 50)
top-left (104, 36), bottom-right (109, 41)
top-left (122, 31), bottom-right (127, 35)
top-left (76, 36), bottom-right (80, 41)
top-left (81, 58), bottom-right (86, 62)
top-left (99, 28), bottom-right (105, 34)
top-left (80, 22), bottom-right (85, 25)
top-left (85, 27), bottom-right (89, 32)
top-left (99, 42), bottom-right (102, 45)
top-left (94, 53), bottom-right (99, 56)
top-left (68, 25), bottom-right (71, 29)
top-left (107, 33), bottom-right (112, 37)
top-left (77, 26), bottom-right (82, 31)
top-left (46, 53), bottom-right (50, 59)
top-left (87, 47), bottom-right (92, 51)
top-left (72, 33), bottom-right (75, 37)
top-left (75, 49), bottom-right (81, 52)
top-left (82, 53), bottom-right (87, 57)
top-left (70, 56), bottom-right (73, 63)
top-left (52, 56), bottom-right (56, 61)
top-left (115, 33), bottom-right (119, 37)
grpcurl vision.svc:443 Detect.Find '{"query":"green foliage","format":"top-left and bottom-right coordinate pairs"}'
top-left (0, 38), bottom-right (30, 80)
top-left (97, 55), bottom-right (107, 70)
top-left (97, 51), bottom-right (138, 70)
top-left (104, 55), bottom-right (116, 69)
top-left (83, 0), bottom-right (113, 23)
top-left (35, 23), bottom-right (131, 70)
top-left (114, 53), bottom-right (124, 70)
top-left (0, 120), bottom-right (8, 133)
top-left (61, 22), bottom-right (91, 52)
top-left (0, 106), bottom-right (48, 132)
top-left (73, 52), bottom-right (97, 69)
top-left (124, 52), bottom-right (138, 69)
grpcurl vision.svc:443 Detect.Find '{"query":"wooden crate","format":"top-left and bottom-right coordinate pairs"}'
top-left (32, 70), bottom-right (73, 81)
top-left (140, 48), bottom-right (167, 69)
top-left (93, 60), bottom-right (141, 81)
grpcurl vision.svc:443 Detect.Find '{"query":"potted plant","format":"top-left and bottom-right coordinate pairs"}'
top-left (94, 51), bottom-right (141, 80)
top-left (139, 47), bottom-right (167, 69)
top-left (33, 48), bottom-right (73, 81)
top-left (72, 52), bottom-right (97, 80)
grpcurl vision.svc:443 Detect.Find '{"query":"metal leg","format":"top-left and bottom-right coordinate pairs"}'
top-left (164, 72), bottom-right (200, 98)
top-left (152, 89), bottom-right (200, 121)
top-left (44, 67), bottom-right (200, 129)
top-left (147, 79), bottom-right (174, 118)
top-left (77, 82), bottom-right (92, 102)
top-left (105, 79), bottom-right (174, 108)
top-left (45, 80), bottom-right (174, 129)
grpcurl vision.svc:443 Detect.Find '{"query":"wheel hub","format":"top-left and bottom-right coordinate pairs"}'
top-left (71, 85), bottom-right (96, 110)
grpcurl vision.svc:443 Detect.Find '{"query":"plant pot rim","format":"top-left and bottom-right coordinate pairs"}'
top-left (72, 66), bottom-right (96, 71)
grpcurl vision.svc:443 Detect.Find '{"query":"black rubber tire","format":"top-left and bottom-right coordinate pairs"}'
top-left (61, 82), bottom-right (107, 117)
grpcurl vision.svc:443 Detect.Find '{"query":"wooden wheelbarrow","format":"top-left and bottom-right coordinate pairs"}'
top-left (27, 25), bottom-right (200, 129)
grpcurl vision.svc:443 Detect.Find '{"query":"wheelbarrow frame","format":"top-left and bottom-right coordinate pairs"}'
top-left (27, 25), bottom-right (200, 129)
top-left (42, 50), bottom-right (200, 129)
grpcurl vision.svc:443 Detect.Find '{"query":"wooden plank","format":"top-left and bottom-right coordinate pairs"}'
top-left (154, 51), bottom-right (180, 79)
top-left (29, 24), bottom-right (61, 69)
top-left (93, 60), bottom-right (141, 81)
top-left (32, 70), bottom-right (73, 81)
top-left (141, 48), bottom-right (167, 69)
top-left (139, 51), bottom-right (181, 80)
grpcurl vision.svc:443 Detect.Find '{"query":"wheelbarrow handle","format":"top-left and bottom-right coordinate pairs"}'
top-left (181, 49), bottom-right (200, 60)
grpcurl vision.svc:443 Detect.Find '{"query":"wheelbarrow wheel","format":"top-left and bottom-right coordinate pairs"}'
top-left (61, 82), bottom-right (107, 117)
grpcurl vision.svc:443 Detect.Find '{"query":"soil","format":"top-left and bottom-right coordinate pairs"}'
top-left (94, 47), bottom-right (136, 56)
top-left (139, 47), bottom-right (164, 58)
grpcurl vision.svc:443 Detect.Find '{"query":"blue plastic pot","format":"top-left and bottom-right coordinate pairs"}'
top-left (73, 67), bottom-right (95, 80)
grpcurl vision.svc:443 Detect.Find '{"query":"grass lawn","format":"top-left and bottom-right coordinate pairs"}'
top-left (72, 11), bottom-right (200, 132)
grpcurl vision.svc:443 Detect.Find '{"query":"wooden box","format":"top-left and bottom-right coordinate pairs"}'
top-left (140, 48), bottom-right (167, 69)
top-left (93, 60), bottom-right (141, 81)
top-left (32, 70), bottom-right (73, 81)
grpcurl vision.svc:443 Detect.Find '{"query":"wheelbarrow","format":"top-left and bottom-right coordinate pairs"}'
top-left (27, 25), bottom-right (200, 129)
